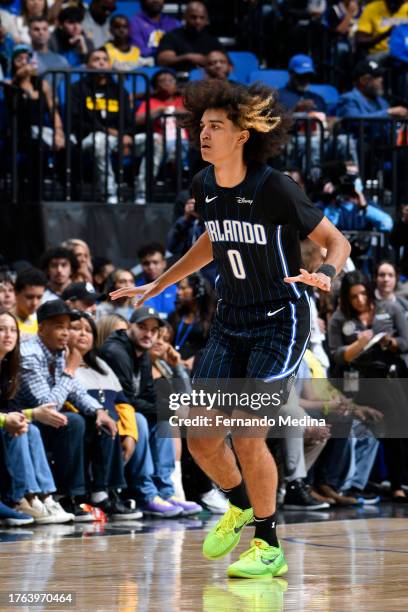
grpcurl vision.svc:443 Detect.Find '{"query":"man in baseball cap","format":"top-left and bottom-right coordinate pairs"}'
top-left (338, 58), bottom-right (407, 120)
top-left (62, 282), bottom-right (102, 316)
top-left (278, 53), bottom-right (326, 113)
top-left (100, 306), bottom-right (201, 517)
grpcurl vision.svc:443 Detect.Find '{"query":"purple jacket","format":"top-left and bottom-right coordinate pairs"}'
top-left (129, 10), bottom-right (180, 57)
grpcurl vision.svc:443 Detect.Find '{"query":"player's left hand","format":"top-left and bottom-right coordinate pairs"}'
top-left (284, 268), bottom-right (331, 292)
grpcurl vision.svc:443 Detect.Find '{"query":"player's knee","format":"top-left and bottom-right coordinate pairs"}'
top-left (232, 436), bottom-right (265, 460)
top-left (187, 436), bottom-right (221, 462)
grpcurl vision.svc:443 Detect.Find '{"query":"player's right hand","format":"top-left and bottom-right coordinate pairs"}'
top-left (109, 281), bottom-right (161, 307)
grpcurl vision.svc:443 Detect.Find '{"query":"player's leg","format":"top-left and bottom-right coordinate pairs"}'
top-left (227, 293), bottom-right (311, 578)
top-left (187, 323), bottom-right (253, 559)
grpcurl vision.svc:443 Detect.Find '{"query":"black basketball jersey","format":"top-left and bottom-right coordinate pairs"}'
top-left (192, 162), bottom-right (324, 309)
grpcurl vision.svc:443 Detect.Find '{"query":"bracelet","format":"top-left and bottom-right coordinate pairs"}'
top-left (322, 401), bottom-right (331, 417)
top-left (0, 413), bottom-right (6, 429)
top-left (23, 408), bottom-right (34, 422)
top-left (317, 264), bottom-right (336, 279)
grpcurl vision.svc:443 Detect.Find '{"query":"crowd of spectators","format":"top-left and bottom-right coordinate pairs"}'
top-left (0, 0), bottom-right (407, 525)
top-left (0, 0), bottom-right (406, 205)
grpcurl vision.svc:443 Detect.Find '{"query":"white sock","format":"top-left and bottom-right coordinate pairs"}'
top-left (91, 491), bottom-right (109, 504)
top-left (171, 461), bottom-right (186, 501)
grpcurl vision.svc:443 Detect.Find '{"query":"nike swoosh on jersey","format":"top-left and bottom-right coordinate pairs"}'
top-left (267, 307), bottom-right (285, 317)
top-left (205, 196), bottom-right (218, 203)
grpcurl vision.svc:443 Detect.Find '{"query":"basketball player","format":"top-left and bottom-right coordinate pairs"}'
top-left (110, 80), bottom-right (351, 578)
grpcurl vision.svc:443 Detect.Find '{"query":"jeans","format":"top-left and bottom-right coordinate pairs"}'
top-left (340, 420), bottom-right (379, 491)
top-left (1, 424), bottom-right (56, 503)
top-left (125, 413), bottom-right (175, 505)
top-left (84, 415), bottom-right (126, 492)
top-left (81, 131), bottom-right (163, 197)
top-left (37, 412), bottom-right (86, 497)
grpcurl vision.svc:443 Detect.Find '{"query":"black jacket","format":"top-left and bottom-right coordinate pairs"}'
top-left (71, 75), bottom-right (134, 139)
top-left (100, 330), bottom-right (156, 418)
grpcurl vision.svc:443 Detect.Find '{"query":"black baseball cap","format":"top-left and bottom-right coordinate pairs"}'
top-left (353, 59), bottom-right (385, 80)
top-left (130, 306), bottom-right (164, 326)
top-left (62, 282), bottom-right (101, 304)
top-left (37, 299), bottom-right (81, 324)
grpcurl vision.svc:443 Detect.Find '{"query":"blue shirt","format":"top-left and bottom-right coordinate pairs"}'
top-left (14, 336), bottom-right (102, 416)
top-left (337, 87), bottom-right (389, 119)
top-left (135, 276), bottom-right (177, 319)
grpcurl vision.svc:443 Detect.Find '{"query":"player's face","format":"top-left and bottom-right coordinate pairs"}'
top-left (199, 109), bottom-right (248, 165)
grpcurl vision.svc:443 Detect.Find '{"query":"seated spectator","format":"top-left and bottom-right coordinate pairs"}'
top-left (29, 16), bottom-right (69, 85)
top-left (62, 282), bottom-right (101, 316)
top-left (157, 1), bottom-right (223, 74)
top-left (93, 256), bottom-right (115, 293)
top-left (135, 69), bottom-right (188, 196)
top-left (5, 45), bottom-right (65, 193)
top-left (40, 246), bottom-right (78, 302)
top-left (71, 47), bottom-right (160, 205)
top-left (49, 6), bottom-right (94, 67)
top-left (100, 306), bottom-right (187, 517)
top-left (13, 299), bottom-right (117, 520)
top-left (68, 311), bottom-right (141, 517)
top-left (61, 238), bottom-right (93, 284)
top-left (328, 271), bottom-right (408, 501)
top-left (96, 313), bottom-right (128, 348)
top-left (149, 325), bottom-right (203, 514)
top-left (204, 49), bottom-right (233, 81)
top-left (2, 0), bottom-right (49, 46)
top-left (279, 54), bottom-right (327, 113)
top-left (129, 0), bottom-right (180, 60)
top-left (374, 260), bottom-right (408, 317)
top-left (13, 267), bottom-right (47, 340)
top-left (97, 269), bottom-right (135, 320)
top-left (82, 0), bottom-right (116, 49)
top-left (355, 0), bottom-right (408, 61)
top-left (390, 202), bottom-right (408, 283)
top-left (337, 59), bottom-right (408, 119)
top-left (135, 242), bottom-right (177, 319)
top-left (105, 14), bottom-right (145, 70)
top-left (0, 273), bottom-right (15, 311)
top-left (168, 273), bottom-right (215, 372)
top-left (0, 308), bottom-right (75, 524)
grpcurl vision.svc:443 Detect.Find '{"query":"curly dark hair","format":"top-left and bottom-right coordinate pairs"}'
top-left (181, 79), bottom-right (292, 163)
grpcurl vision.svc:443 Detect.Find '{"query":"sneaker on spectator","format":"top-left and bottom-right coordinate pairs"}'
top-left (59, 497), bottom-right (95, 522)
top-left (16, 496), bottom-right (53, 524)
top-left (342, 488), bottom-right (380, 505)
top-left (166, 496), bottom-right (203, 516)
top-left (0, 501), bottom-right (34, 526)
top-left (284, 479), bottom-right (330, 510)
top-left (107, 194), bottom-right (118, 205)
top-left (43, 496), bottom-right (75, 523)
top-left (200, 488), bottom-right (229, 514)
top-left (134, 193), bottom-right (146, 205)
top-left (143, 496), bottom-right (183, 518)
top-left (96, 497), bottom-right (143, 521)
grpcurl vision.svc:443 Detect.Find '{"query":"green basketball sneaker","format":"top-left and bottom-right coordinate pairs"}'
top-left (202, 502), bottom-right (253, 560)
top-left (227, 538), bottom-right (288, 579)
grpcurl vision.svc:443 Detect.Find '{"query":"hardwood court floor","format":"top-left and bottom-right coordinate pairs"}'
top-left (1, 507), bottom-right (408, 611)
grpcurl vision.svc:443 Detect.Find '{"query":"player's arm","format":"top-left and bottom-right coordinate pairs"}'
top-left (110, 231), bottom-right (213, 305)
top-left (285, 217), bottom-right (351, 292)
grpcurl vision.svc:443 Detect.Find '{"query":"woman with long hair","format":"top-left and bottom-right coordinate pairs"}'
top-left (328, 271), bottom-right (408, 502)
top-left (0, 307), bottom-right (74, 523)
top-left (96, 313), bottom-right (129, 349)
top-left (97, 270), bottom-right (135, 320)
top-left (68, 311), bottom-right (141, 519)
top-left (168, 272), bottom-right (215, 372)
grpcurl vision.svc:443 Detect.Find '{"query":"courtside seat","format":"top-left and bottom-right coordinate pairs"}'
top-left (249, 69), bottom-right (289, 89)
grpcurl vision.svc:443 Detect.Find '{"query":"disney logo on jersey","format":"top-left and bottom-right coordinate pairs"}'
top-left (236, 197), bottom-right (253, 205)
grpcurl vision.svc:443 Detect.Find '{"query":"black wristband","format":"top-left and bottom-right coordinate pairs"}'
top-left (316, 264), bottom-right (336, 279)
